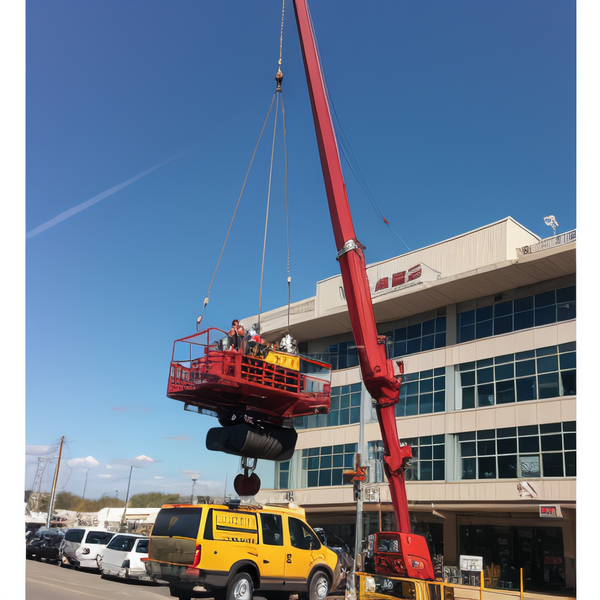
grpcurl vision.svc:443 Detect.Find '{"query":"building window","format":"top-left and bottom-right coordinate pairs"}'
top-left (395, 368), bottom-right (445, 417)
top-left (294, 383), bottom-right (362, 429)
top-left (276, 460), bottom-right (291, 490)
top-left (458, 343), bottom-right (575, 409)
top-left (368, 437), bottom-right (445, 483)
top-left (458, 421), bottom-right (575, 480)
top-left (384, 316), bottom-right (447, 358)
top-left (457, 285), bottom-right (575, 343)
top-left (367, 441), bottom-right (385, 483)
top-left (405, 435), bottom-right (445, 481)
top-left (301, 444), bottom-right (357, 487)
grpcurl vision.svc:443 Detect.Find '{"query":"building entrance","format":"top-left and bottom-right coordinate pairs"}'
top-left (459, 524), bottom-right (566, 593)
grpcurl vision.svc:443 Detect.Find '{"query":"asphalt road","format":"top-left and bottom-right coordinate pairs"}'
top-left (26, 559), bottom-right (172, 599)
top-left (24, 558), bottom-right (347, 600)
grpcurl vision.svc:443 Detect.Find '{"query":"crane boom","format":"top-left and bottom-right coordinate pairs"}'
top-left (293, 0), bottom-right (434, 579)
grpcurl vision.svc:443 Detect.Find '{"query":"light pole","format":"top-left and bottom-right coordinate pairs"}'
top-left (191, 478), bottom-right (198, 504)
top-left (120, 465), bottom-right (138, 532)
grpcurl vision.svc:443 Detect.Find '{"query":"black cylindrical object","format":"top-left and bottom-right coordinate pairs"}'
top-left (206, 423), bottom-right (298, 461)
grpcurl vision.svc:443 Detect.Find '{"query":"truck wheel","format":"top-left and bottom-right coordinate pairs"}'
top-left (226, 572), bottom-right (254, 600)
top-left (308, 570), bottom-right (330, 600)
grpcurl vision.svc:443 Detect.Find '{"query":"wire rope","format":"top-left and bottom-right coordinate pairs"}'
top-left (198, 0), bottom-right (290, 329)
top-left (257, 95), bottom-right (281, 326)
top-left (197, 93), bottom-right (277, 325)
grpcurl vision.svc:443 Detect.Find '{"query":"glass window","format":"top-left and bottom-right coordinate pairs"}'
top-left (261, 514), bottom-right (283, 546)
top-left (296, 383), bottom-right (361, 429)
top-left (385, 315), bottom-right (447, 358)
top-left (458, 422), bottom-right (574, 480)
top-left (301, 444), bottom-right (357, 488)
top-left (459, 344), bottom-right (575, 408)
top-left (405, 436), bottom-right (445, 482)
top-left (153, 507), bottom-right (202, 538)
top-left (288, 517), bottom-right (320, 550)
top-left (397, 369), bottom-right (445, 417)
top-left (457, 285), bottom-right (575, 341)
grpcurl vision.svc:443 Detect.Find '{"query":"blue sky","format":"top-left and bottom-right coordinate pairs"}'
top-left (17, 0), bottom-right (582, 503)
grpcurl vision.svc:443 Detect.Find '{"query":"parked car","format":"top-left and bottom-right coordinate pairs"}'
top-left (98, 533), bottom-right (151, 580)
top-left (26, 529), bottom-right (65, 563)
top-left (59, 527), bottom-right (115, 570)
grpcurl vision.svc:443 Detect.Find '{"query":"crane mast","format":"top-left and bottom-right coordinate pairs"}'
top-left (292, 0), bottom-right (434, 579)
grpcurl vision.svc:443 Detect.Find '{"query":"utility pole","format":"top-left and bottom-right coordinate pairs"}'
top-left (46, 436), bottom-right (64, 528)
top-left (120, 465), bottom-right (134, 532)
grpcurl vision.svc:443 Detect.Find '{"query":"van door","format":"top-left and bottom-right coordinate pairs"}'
top-left (257, 513), bottom-right (286, 587)
top-left (284, 516), bottom-right (322, 585)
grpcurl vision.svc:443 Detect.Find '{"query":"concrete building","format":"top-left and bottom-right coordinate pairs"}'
top-left (252, 217), bottom-right (576, 593)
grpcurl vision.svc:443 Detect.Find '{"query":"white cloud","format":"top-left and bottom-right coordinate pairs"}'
top-left (67, 456), bottom-right (100, 469)
top-left (26, 444), bottom-right (58, 457)
top-left (98, 474), bottom-right (112, 479)
top-left (134, 455), bottom-right (156, 463)
top-left (182, 470), bottom-right (200, 479)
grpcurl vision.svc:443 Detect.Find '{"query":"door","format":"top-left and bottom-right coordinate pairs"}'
top-left (284, 516), bottom-right (321, 585)
top-left (257, 513), bottom-right (286, 588)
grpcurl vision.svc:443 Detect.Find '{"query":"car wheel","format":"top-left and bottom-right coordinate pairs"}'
top-left (226, 572), bottom-right (254, 600)
top-left (308, 570), bottom-right (330, 600)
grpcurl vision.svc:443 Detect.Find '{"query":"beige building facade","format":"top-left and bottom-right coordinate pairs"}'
top-left (249, 217), bottom-right (576, 593)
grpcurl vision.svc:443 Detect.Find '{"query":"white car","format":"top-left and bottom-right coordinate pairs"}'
top-left (99, 533), bottom-right (151, 580)
top-left (59, 527), bottom-right (115, 570)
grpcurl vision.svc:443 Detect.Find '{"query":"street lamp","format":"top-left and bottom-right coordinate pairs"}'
top-left (191, 478), bottom-right (198, 504)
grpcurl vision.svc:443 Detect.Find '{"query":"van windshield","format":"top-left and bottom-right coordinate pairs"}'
top-left (153, 507), bottom-right (202, 538)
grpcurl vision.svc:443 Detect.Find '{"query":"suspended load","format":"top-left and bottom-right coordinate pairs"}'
top-left (167, 325), bottom-right (331, 467)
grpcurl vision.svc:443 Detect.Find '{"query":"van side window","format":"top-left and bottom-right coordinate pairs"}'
top-left (65, 529), bottom-right (85, 543)
top-left (86, 531), bottom-right (114, 545)
top-left (288, 517), bottom-right (321, 551)
top-left (260, 513), bottom-right (283, 546)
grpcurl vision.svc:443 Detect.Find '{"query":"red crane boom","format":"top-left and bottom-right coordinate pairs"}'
top-left (293, 0), bottom-right (434, 580)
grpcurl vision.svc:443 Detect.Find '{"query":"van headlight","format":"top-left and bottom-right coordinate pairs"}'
top-left (364, 576), bottom-right (376, 593)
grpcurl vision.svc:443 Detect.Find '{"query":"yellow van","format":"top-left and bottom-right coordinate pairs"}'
top-left (144, 500), bottom-right (342, 600)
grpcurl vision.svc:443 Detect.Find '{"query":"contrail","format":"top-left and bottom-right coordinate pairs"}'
top-left (27, 148), bottom-right (193, 239)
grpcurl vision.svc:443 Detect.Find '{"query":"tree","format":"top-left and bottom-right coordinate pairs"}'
top-left (129, 492), bottom-right (180, 508)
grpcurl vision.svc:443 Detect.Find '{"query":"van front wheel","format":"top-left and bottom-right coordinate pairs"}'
top-left (227, 572), bottom-right (254, 600)
top-left (308, 571), bottom-right (330, 600)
